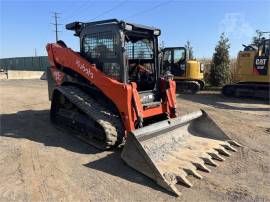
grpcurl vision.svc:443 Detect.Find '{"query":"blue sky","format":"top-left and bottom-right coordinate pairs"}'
top-left (1, 0), bottom-right (270, 59)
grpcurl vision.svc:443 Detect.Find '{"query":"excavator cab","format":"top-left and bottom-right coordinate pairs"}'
top-left (162, 47), bottom-right (187, 76)
top-left (161, 47), bottom-right (204, 93)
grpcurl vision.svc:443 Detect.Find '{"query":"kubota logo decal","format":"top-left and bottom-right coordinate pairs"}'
top-left (75, 59), bottom-right (94, 79)
top-left (50, 68), bottom-right (65, 85)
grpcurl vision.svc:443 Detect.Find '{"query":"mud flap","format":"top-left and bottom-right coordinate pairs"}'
top-left (121, 110), bottom-right (241, 196)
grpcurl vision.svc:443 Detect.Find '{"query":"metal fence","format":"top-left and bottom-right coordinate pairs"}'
top-left (0, 56), bottom-right (49, 71)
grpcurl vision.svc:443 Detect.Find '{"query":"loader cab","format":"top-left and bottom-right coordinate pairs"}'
top-left (162, 47), bottom-right (187, 76)
top-left (123, 25), bottom-right (160, 91)
top-left (66, 19), bottom-right (160, 91)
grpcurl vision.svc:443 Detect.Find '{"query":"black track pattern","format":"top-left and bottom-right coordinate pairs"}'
top-left (52, 85), bottom-right (124, 149)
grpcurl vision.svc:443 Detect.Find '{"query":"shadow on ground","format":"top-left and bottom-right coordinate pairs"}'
top-left (1, 110), bottom-right (99, 154)
top-left (178, 92), bottom-right (270, 112)
top-left (0, 109), bottom-right (171, 195)
top-left (84, 152), bottom-right (174, 196)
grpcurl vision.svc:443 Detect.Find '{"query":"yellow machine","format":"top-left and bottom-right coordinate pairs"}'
top-left (162, 47), bottom-right (205, 94)
top-left (222, 39), bottom-right (270, 99)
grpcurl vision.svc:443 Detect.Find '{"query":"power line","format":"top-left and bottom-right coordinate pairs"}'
top-left (90, 0), bottom-right (128, 21)
top-left (62, 1), bottom-right (92, 21)
top-left (124, 0), bottom-right (173, 20)
top-left (51, 12), bottom-right (62, 42)
top-left (63, 0), bottom-right (127, 23)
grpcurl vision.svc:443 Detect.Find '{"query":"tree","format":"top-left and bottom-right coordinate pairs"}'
top-left (209, 33), bottom-right (230, 86)
top-left (185, 41), bottom-right (194, 60)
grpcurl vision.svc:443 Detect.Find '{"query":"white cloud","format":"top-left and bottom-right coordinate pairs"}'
top-left (219, 13), bottom-right (254, 38)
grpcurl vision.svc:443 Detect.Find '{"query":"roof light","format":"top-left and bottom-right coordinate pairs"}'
top-left (125, 24), bottom-right (133, 31)
top-left (153, 29), bottom-right (160, 36)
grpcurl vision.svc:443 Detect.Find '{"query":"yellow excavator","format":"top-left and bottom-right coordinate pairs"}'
top-left (162, 47), bottom-right (205, 94)
top-left (222, 38), bottom-right (270, 99)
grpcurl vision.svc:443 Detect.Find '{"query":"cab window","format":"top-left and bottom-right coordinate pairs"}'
top-left (82, 31), bottom-right (121, 80)
top-left (174, 49), bottom-right (185, 63)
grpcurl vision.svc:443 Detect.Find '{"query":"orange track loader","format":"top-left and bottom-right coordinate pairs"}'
top-left (46, 19), bottom-right (240, 196)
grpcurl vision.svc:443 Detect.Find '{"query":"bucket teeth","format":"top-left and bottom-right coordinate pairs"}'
top-left (215, 148), bottom-right (231, 156)
top-left (192, 161), bottom-right (211, 172)
top-left (227, 140), bottom-right (242, 147)
top-left (161, 154), bottom-right (202, 180)
top-left (163, 170), bottom-right (192, 188)
top-left (121, 110), bottom-right (243, 197)
top-left (201, 156), bottom-right (218, 167)
top-left (163, 172), bottom-right (178, 184)
top-left (208, 151), bottom-right (225, 161)
top-left (172, 154), bottom-right (212, 173)
top-left (184, 168), bottom-right (203, 179)
top-left (221, 143), bottom-right (237, 152)
top-left (176, 175), bottom-right (193, 188)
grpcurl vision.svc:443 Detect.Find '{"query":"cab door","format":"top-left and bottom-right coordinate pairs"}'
top-left (162, 47), bottom-right (186, 77)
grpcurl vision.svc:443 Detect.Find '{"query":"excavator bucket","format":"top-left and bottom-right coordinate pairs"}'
top-left (121, 110), bottom-right (241, 196)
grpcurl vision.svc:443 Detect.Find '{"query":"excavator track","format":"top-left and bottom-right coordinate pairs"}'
top-left (176, 81), bottom-right (201, 94)
top-left (222, 83), bottom-right (270, 100)
top-left (50, 85), bottom-right (124, 150)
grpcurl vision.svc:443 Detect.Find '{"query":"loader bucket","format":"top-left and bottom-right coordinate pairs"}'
top-left (121, 110), bottom-right (241, 196)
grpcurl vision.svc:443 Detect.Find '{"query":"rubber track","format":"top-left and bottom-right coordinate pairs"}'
top-left (176, 81), bottom-right (200, 94)
top-left (55, 85), bottom-right (124, 147)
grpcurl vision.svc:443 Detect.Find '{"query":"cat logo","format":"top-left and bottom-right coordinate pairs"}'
top-left (253, 56), bottom-right (268, 75)
top-left (255, 58), bottom-right (267, 65)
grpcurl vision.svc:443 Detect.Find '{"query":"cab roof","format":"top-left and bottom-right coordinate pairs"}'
top-left (66, 19), bottom-right (160, 36)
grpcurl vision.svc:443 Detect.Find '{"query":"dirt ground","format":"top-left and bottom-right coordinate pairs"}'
top-left (0, 79), bottom-right (269, 202)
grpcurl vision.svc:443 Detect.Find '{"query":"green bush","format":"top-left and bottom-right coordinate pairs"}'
top-left (209, 33), bottom-right (231, 86)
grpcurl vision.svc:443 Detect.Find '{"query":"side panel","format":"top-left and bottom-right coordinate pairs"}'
top-left (174, 60), bottom-right (203, 80)
top-left (234, 50), bottom-right (270, 83)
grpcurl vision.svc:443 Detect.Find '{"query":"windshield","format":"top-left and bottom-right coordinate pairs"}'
top-left (125, 38), bottom-right (154, 60)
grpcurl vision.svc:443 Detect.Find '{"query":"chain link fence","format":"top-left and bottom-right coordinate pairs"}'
top-left (0, 56), bottom-right (49, 71)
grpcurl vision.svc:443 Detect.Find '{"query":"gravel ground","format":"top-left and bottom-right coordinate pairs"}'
top-left (0, 79), bottom-right (269, 202)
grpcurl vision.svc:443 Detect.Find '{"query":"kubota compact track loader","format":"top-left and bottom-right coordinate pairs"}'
top-left (162, 47), bottom-right (205, 94)
top-left (46, 19), bottom-right (241, 196)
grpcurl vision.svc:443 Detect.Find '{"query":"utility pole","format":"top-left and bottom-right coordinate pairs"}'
top-left (34, 48), bottom-right (37, 56)
top-left (51, 12), bottom-right (61, 42)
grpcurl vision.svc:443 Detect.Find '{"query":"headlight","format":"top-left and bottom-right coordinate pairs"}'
top-left (200, 63), bottom-right (205, 72)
